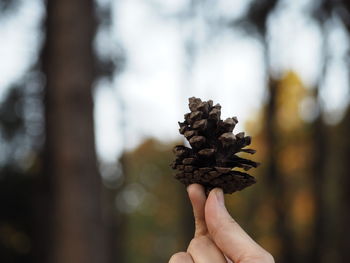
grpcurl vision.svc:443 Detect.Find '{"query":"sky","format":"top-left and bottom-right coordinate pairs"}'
top-left (0, 0), bottom-right (43, 97)
top-left (1, 0), bottom-right (349, 162)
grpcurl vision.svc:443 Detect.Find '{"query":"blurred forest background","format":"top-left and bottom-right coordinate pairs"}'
top-left (0, 0), bottom-right (350, 262)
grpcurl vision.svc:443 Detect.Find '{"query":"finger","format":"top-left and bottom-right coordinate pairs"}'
top-left (187, 184), bottom-right (208, 237)
top-left (205, 188), bottom-right (274, 263)
top-left (187, 236), bottom-right (227, 263)
top-left (169, 252), bottom-right (194, 263)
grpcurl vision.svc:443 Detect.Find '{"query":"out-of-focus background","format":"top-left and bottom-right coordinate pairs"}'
top-left (0, 0), bottom-right (349, 262)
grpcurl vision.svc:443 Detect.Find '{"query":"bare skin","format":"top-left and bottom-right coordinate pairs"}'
top-left (169, 184), bottom-right (274, 263)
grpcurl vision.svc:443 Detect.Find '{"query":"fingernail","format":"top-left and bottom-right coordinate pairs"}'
top-left (215, 188), bottom-right (225, 207)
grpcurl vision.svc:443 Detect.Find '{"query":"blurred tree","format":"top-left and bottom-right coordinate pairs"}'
top-left (41, 0), bottom-right (109, 262)
top-left (310, 1), bottom-right (350, 262)
top-left (234, 1), bottom-right (297, 262)
top-left (1, 0), bottom-right (123, 261)
top-left (331, 3), bottom-right (350, 262)
top-left (234, 0), bottom-right (278, 65)
top-left (308, 3), bottom-right (332, 262)
top-left (337, 107), bottom-right (350, 263)
top-left (121, 139), bottom-right (190, 263)
top-left (0, 85), bottom-right (36, 263)
top-left (242, 71), bottom-right (315, 262)
top-left (263, 77), bottom-right (294, 263)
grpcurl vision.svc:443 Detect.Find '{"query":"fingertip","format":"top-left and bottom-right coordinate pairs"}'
top-left (187, 184), bottom-right (206, 202)
top-left (206, 188), bottom-right (226, 218)
top-left (208, 188), bottom-right (225, 207)
top-left (187, 183), bottom-right (204, 194)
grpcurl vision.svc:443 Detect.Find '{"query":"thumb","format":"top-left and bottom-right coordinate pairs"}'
top-left (205, 188), bottom-right (273, 263)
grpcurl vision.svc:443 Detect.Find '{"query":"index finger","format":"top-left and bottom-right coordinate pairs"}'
top-left (187, 184), bottom-right (208, 237)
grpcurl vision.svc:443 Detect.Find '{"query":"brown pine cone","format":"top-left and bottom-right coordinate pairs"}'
top-left (171, 97), bottom-right (259, 195)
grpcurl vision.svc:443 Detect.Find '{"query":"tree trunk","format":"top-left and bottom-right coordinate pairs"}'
top-left (339, 102), bottom-right (350, 263)
top-left (338, 5), bottom-right (350, 261)
top-left (264, 78), bottom-right (296, 263)
top-left (309, 112), bottom-right (327, 263)
top-left (309, 27), bottom-right (329, 262)
top-left (42, 1), bottom-right (107, 262)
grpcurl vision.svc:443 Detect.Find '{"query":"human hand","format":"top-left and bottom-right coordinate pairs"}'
top-left (169, 184), bottom-right (274, 263)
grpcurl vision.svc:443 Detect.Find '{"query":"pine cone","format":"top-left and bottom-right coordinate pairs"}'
top-left (171, 97), bottom-right (259, 195)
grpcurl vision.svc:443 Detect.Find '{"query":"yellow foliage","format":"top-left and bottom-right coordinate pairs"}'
top-left (291, 189), bottom-right (314, 225)
top-left (276, 71), bottom-right (307, 132)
